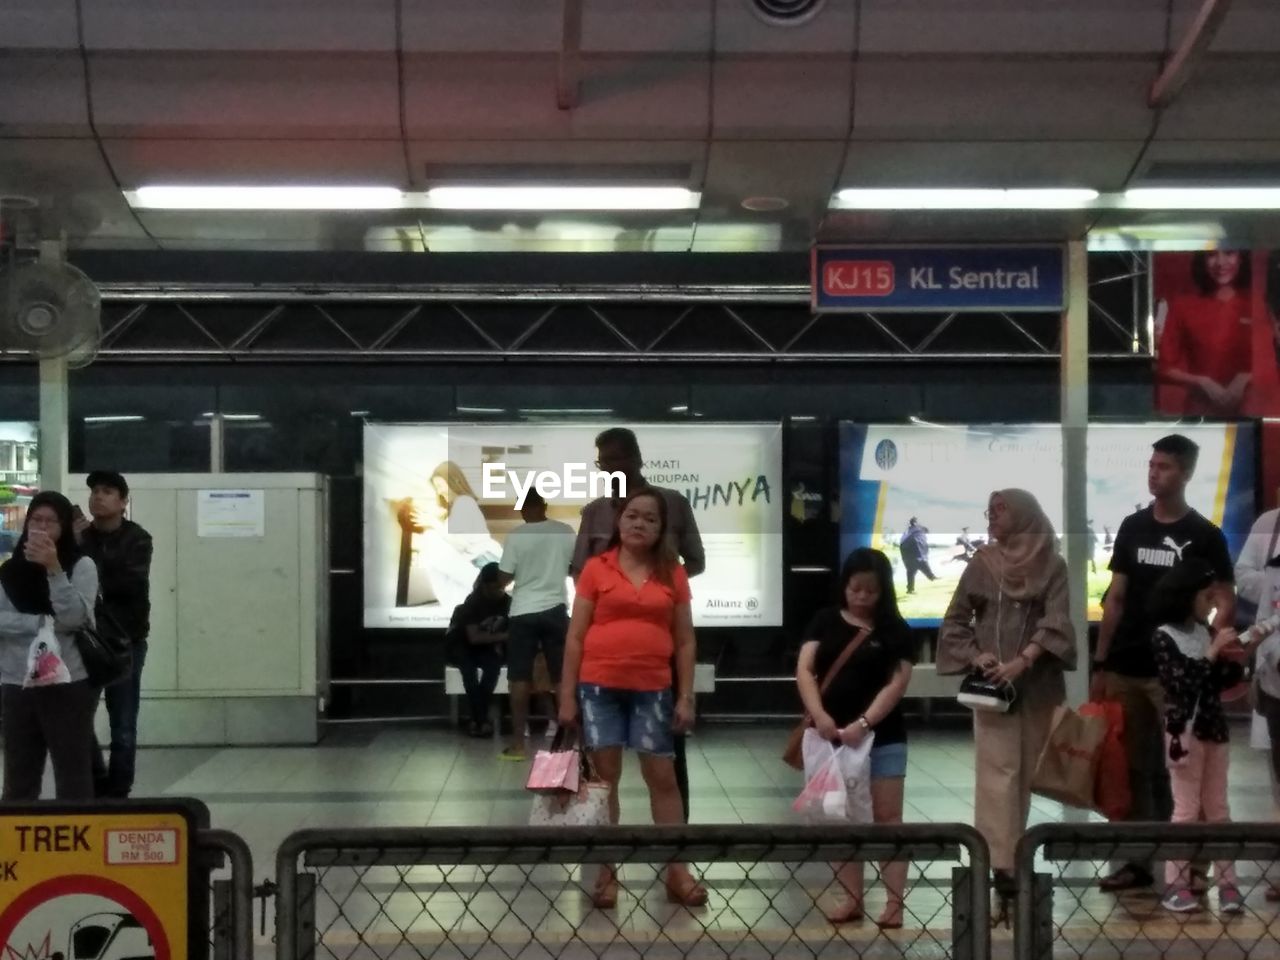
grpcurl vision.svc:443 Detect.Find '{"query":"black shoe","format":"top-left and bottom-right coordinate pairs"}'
top-left (1099, 865), bottom-right (1154, 892)
top-left (993, 870), bottom-right (1018, 898)
top-left (991, 873), bottom-right (1016, 929)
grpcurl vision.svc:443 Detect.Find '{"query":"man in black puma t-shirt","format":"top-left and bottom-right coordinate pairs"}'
top-left (1092, 434), bottom-right (1235, 892)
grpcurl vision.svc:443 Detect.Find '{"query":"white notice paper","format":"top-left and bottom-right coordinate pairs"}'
top-left (197, 489), bottom-right (265, 538)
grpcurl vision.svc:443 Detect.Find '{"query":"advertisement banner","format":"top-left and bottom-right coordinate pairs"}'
top-left (839, 422), bottom-right (1256, 624)
top-left (812, 245), bottom-right (1065, 312)
top-left (1153, 250), bottom-right (1280, 416)
top-left (364, 422), bottom-right (783, 629)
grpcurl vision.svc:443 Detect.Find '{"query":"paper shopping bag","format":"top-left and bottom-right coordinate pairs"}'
top-left (526, 747), bottom-right (580, 795)
top-left (526, 728), bottom-right (582, 795)
top-left (1031, 704), bottom-right (1108, 810)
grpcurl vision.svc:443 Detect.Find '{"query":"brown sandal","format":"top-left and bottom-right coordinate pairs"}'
top-left (665, 868), bottom-right (708, 907)
top-left (824, 900), bottom-right (865, 924)
top-left (592, 865), bottom-right (618, 909)
top-left (875, 899), bottom-right (905, 930)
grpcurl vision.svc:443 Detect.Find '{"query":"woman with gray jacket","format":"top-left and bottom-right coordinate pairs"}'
top-left (937, 489), bottom-right (1076, 909)
top-left (0, 491), bottom-right (99, 800)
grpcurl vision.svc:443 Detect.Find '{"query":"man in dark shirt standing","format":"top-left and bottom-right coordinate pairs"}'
top-left (1091, 435), bottom-right (1235, 892)
top-left (899, 518), bottom-right (936, 594)
top-left (78, 471), bottom-right (154, 799)
top-left (571, 427), bottom-right (704, 822)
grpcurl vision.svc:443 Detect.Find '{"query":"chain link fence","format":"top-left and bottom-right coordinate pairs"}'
top-left (274, 824), bottom-right (989, 960)
top-left (198, 828), bottom-right (256, 960)
top-left (1015, 822), bottom-right (1280, 960)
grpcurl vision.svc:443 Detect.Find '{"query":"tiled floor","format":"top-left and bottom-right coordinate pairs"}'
top-left (13, 724), bottom-right (1280, 959)
top-left (26, 718), bottom-right (1236, 920)
top-left (98, 723), bottom-right (1276, 874)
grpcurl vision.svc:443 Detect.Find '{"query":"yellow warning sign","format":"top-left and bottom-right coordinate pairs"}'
top-left (0, 808), bottom-right (195, 960)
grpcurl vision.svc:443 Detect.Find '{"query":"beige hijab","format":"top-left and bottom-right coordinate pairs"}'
top-left (974, 488), bottom-right (1059, 601)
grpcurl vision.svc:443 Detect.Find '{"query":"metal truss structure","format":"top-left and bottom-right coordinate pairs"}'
top-left (79, 253), bottom-right (1153, 363)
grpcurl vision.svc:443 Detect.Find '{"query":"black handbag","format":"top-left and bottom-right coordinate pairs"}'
top-left (956, 584), bottom-right (1022, 714)
top-left (77, 603), bottom-right (133, 688)
top-left (957, 670), bottom-right (1018, 713)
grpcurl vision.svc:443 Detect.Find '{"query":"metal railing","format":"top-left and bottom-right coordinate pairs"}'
top-left (1015, 822), bottom-right (1280, 960)
top-left (275, 823), bottom-right (990, 960)
top-left (198, 828), bottom-right (256, 960)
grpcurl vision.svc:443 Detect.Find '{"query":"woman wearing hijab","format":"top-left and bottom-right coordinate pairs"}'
top-left (0, 491), bottom-right (99, 800)
top-left (937, 489), bottom-right (1077, 904)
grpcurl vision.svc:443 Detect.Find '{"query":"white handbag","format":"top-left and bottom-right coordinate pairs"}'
top-left (528, 779), bottom-right (611, 827)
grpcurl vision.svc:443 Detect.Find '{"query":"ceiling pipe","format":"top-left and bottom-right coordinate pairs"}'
top-left (1148, 0), bottom-right (1233, 109)
top-left (556, 0), bottom-right (583, 110)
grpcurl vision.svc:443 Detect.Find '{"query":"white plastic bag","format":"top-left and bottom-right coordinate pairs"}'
top-left (1252, 710), bottom-right (1272, 751)
top-left (24, 617), bottom-right (71, 688)
top-left (793, 727), bottom-right (874, 823)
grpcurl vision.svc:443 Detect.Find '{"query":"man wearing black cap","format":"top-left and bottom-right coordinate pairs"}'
top-left (77, 471), bottom-right (154, 798)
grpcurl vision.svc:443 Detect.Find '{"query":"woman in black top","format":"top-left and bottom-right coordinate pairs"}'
top-left (795, 548), bottom-right (917, 928)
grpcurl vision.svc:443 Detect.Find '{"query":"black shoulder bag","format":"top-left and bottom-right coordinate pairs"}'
top-left (77, 601), bottom-right (134, 688)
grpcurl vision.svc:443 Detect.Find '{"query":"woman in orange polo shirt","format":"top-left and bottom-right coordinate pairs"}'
top-left (558, 487), bottom-right (705, 909)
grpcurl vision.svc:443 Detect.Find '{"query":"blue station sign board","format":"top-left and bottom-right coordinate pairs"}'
top-left (812, 245), bottom-right (1066, 312)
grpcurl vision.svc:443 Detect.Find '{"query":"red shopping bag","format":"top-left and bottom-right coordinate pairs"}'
top-left (1081, 700), bottom-right (1131, 821)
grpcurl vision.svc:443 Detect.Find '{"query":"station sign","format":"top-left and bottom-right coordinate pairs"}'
top-left (0, 801), bottom-right (208, 960)
top-left (812, 244), bottom-right (1066, 312)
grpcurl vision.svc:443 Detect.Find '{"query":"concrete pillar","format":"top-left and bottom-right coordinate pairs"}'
top-left (38, 356), bottom-right (69, 493)
top-left (1061, 240), bottom-right (1090, 706)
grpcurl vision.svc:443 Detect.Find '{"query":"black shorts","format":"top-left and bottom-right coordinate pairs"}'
top-left (506, 605), bottom-right (568, 684)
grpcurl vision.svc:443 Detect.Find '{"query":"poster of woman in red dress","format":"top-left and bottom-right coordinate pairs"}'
top-left (1154, 250), bottom-right (1254, 416)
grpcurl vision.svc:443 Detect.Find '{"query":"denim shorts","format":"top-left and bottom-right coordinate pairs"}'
top-left (578, 684), bottom-right (675, 757)
top-left (870, 742), bottom-right (908, 780)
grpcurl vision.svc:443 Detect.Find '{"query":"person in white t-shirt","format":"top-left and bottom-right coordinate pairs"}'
top-left (497, 490), bottom-right (576, 760)
top-left (1236, 506), bottom-right (1280, 902)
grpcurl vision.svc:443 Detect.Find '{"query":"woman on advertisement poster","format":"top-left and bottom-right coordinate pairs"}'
top-left (1156, 251), bottom-right (1253, 416)
top-left (393, 461), bottom-right (502, 611)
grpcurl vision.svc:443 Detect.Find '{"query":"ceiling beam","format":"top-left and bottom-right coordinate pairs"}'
top-left (1148, 0), bottom-right (1234, 109)
top-left (556, 0), bottom-right (583, 111)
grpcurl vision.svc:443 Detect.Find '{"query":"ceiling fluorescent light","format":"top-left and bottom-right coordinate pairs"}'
top-left (127, 186), bottom-right (405, 210)
top-left (426, 186), bottom-right (700, 211)
top-left (83, 415), bottom-right (144, 424)
top-left (516, 407), bottom-right (614, 415)
top-left (1124, 187), bottom-right (1280, 209)
top-left (834, 189), bottom-right (1099, 210)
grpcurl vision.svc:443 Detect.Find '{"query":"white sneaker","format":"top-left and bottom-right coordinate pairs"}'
top-left (546, 721), bottom-right (559, 740)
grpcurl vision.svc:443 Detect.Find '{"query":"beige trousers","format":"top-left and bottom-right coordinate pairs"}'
top-left (973, 694), bottom-right (1060, 872)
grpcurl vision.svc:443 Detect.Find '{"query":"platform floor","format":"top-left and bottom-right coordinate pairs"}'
top-left (9, 724), bottom-right (1280, 959)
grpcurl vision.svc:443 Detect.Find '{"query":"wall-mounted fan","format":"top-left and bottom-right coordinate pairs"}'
top-left (0, 254), bottom-right (102, 369)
